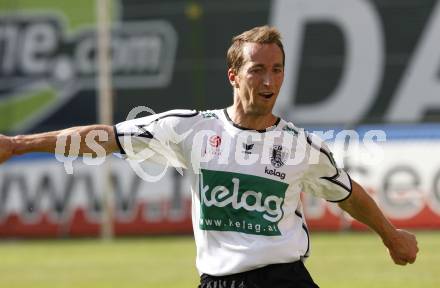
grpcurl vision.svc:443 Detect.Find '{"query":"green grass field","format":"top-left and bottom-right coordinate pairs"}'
top-left (0, 231), bottom-right (438, 288)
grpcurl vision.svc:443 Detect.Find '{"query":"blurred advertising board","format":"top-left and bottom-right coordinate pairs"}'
top-left (304, 124), bottom-right (440, 231)
top-left (0, 158), bottom-right (192, 237)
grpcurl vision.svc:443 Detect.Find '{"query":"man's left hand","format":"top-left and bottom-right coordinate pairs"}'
top-left (384, 229), bottom-right (419, 265)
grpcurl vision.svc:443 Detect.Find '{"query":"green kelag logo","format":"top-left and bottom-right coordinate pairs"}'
top-left (0, 1), bottom-right (177, 132)
top-left (199, 169), bottom-right (288, 236)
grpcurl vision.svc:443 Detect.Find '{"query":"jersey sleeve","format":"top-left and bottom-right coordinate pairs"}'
top-left (301, 133), bottom-right (352, 202)
top-left (113, 109), bottom-right (199, 168)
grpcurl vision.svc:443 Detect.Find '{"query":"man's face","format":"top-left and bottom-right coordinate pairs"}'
top-left (229, 42), bottom-right (284, 116)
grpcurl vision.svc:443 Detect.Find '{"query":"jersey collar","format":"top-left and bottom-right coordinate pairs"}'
top-left (223, 109), bottom-right (281, 133)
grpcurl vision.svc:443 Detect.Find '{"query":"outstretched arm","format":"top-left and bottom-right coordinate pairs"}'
top-left (338, 180), bottom-right (419, 265)
top-left (0, 125), bottom-right (118, 164)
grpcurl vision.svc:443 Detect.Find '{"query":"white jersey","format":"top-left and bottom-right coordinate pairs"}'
top-left (114, 108), bottom-right (352, 276)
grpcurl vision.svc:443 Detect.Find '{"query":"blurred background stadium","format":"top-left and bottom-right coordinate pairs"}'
top-left (0, 0), bottom-right (439, 287)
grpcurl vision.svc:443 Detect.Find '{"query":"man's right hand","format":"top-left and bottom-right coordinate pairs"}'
top-left (0, 134), bottom-right (15, 164)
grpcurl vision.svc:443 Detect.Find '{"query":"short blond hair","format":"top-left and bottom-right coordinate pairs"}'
top-left (227, 26), bottom-right (285, 72)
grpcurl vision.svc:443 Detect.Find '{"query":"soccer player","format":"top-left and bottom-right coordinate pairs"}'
top-left (0, 26), bottom-right (418, 288)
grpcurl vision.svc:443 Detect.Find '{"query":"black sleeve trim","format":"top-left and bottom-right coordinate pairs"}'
top-left (301, 224), bottom-right (310, 258)
top-left (305, 132), bottom-right (353, 201)
top-left (294, 210), bottom-right (310, 257)
top-left (116, 132), bottom-right (154, 139)
top-left (320, 172), bottom-right (352, 194)
top-left (112, 111), bottom-right (198, 156)
top-left (326, 172), bottom-right (353, 203)
top-left (306, 133), bottom-right (337, 168)
top-left (113, 125), bottom-right (126, 155)
top-left (135, 125), bottom-right (155, 139)
top-left (126, 111), bottom-right (199, 130)
top-left (154, 111), bottom-right (199, 122)
top-left (306, 132), bottom-right (352, 189)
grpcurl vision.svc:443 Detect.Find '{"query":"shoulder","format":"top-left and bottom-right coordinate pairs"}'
top-left (154, 109), bottom-right (227, 133)
top-left (154, 109), bottom-right (200, 120)
top-left (279, 120), bottom-right (329, 151)
top-left (155, 109), bottom-right (226, 122)
top-left (278, 120), bottom-right (301, 135)
top-left (115, 109), bottom-right (199, 134)
top-left (145, 109), bottom-right (200, 127)
top-left (199, 109), bottom-right (223, 120)
top-left (276, 120), bottom-right (333, 158)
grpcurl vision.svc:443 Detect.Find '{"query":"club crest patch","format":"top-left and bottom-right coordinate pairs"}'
top-left (271, 145), bottom-right (287, 168)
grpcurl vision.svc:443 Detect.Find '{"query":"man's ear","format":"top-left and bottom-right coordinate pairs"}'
top-left (228, 68), bottom-right (239, 88)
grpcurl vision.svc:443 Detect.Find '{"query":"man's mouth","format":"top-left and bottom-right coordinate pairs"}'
top-left (259, 92), bottom-right (274, 99)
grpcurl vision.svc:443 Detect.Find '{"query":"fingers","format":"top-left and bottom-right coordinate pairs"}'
top-left (392, 255), bottom-right (410, 265)
top-left (391, 255), bottom-right (407, 266)
top-left (389, 248), bottom-right (417, 265)
top-left (386, 229), bottom-right (420, 265)
top-left (390, 251), bottom-right (408, 265)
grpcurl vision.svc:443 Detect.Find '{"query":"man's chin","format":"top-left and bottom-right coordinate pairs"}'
top-left (245, 105), bottom-right (274, 117)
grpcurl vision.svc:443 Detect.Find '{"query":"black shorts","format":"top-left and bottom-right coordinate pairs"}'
top-left (198, 261), bottom-right (319, 288)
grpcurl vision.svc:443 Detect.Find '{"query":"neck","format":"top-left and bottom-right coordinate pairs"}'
top-left (226, 105), bottom-right (278, 131)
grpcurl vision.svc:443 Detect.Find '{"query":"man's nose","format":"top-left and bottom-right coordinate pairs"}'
top-left (263, 73), bottom-right (273, 86)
